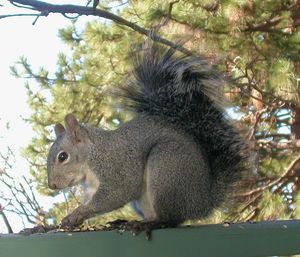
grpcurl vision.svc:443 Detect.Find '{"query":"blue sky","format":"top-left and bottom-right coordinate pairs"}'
top-left (0, 0), bottom-right (93, 233)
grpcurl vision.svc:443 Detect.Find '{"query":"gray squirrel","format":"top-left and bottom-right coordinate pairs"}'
top-left (47, 43), bottom-right (249, 228)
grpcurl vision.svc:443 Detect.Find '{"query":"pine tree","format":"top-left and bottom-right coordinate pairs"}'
top-left (11, 0), bottom-right (300, 225)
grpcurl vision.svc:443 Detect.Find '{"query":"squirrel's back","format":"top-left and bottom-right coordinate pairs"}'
top-left (121, 43), bottom-right (249, 210)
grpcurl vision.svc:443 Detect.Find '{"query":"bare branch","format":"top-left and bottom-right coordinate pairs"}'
top-left (6, 0), bottom-right (192, 55)
top-left (259, 139), bottom-right (300, 150)
top-left (0, 13), bottom-right (39, 19)
top-left (0, 151), bottom-right (47, 227)
top-left (0, 205), bottom-right (13, 233)
top-left (168, 0), bottom-right (179, 19)
top-left (248, 109), bottom-right (267, 140)
top-left (244, 16), bottom-right (282, 33)
top-left (255, 133), bottom-right (291, 140)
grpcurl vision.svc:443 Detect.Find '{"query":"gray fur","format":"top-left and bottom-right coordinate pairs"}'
top-left (47, 44), bottom-right (249, 227)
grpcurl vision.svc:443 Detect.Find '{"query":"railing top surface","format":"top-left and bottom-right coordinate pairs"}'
top-left (1, 219), bottom-right (300, 257)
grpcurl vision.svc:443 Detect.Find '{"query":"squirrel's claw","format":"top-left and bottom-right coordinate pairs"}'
top-left (106, 220), bottom-right (178, 240)
top-left (60, 210), bottom-right (85, 229)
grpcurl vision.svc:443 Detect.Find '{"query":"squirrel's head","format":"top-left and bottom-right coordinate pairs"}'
top-left (47, 114), bottom-right (91, 190)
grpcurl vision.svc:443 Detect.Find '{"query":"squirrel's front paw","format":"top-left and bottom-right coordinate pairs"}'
top-left (60, 210), bottom-right (85, 229)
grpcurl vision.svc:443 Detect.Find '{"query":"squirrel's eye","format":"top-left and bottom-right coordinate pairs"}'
top-left (57, 152), bottom-right (68, 163)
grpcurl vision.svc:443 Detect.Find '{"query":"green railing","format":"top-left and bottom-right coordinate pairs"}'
top-left (1, 220), bottom-right (300, 257)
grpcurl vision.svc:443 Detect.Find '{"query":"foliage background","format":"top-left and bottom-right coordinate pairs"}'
top-left (1, 0), bottom-right (300, 229)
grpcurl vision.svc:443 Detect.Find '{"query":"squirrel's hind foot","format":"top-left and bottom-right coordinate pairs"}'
top-left (106, 219), bottom-right (178, 240)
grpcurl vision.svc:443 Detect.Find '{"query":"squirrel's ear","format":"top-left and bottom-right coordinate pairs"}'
top-left (64, 113), bottom-right (88, 143)
top-left (54, 123), bottom-right (65, 137)
top-left (64, 113), bottom-right (79, 132)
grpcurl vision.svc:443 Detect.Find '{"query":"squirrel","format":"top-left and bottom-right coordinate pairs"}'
top-left (47, 43), bottom-right (249, 228)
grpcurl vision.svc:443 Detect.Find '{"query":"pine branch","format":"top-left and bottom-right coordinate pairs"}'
top-left (5, 0), bottom-right (192, 56)
top-left (240, 155), bottom-right (300, 198)
top-left (244, 1), bottom-right (300, 32)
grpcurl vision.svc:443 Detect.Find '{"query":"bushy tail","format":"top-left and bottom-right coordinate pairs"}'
top-left (122, 43), bottom-right (249, 208)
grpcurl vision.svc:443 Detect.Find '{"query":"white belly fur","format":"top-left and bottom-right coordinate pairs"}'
top-left (81, 166), bottom-right (100, 204)
top-left (136, 165), bottom-right (157, 221)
